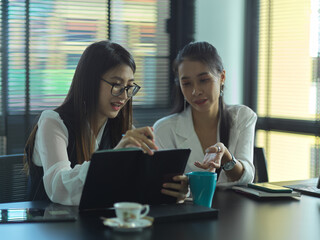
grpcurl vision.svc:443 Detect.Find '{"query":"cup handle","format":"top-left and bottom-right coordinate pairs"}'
top-left (140, 204), bottom-right (150, 218)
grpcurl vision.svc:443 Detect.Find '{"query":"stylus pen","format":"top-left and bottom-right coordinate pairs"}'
top-left (122, 134), bottom-right (152, 140)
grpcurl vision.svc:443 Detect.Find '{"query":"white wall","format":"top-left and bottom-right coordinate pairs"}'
top-left (195, 0), bottom-right (246, 104)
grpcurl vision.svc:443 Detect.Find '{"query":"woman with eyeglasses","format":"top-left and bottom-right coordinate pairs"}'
top-left (154, 41), bottom-right (257, 186)
top-left (24, 40), bottom-right (186, 205)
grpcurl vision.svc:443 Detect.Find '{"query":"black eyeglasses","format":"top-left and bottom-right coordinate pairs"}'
top-left (101, 79), bottom-right (141, 97)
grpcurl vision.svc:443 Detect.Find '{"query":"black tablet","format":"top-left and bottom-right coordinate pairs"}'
top-left (79, 148), bottom-right (191, 211)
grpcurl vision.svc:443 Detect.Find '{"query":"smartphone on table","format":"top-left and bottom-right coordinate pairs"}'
top-left (248, 183), bottom-right (293, 193)
top-left (0, 208), bottom-right (76, 223)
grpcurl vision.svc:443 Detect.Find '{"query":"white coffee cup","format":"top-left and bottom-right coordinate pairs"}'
top-left (113, 202), bottom-right (150, 226)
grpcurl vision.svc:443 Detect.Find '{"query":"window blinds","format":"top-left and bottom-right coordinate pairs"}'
top-left (28, 0), bottom-right (108, 112)
top-left (110, 0), bottom-right (170, 106)
top-left (8, 0), bottom-right (27, 114)
top-left (2, 0), bottom-right (170, 115)
top-left (257, 0), bottom-right (318, 120)
top-left (256, 0), bottom-right (320, 181)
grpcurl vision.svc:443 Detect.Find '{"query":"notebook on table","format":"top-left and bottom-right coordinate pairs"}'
top-left (79, 148), bottom-right (191, 211)
top-left (232, 185), bottom-right (301, 198)
top-left (284, 175), bottom-right (320, 198)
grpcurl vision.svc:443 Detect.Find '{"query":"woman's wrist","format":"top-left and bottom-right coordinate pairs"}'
top-left (221, 148), bottom-right (233, 165)
top-left (222, 154), bottom-right (237, 171)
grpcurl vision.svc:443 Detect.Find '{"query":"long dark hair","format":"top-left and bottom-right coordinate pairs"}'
top-left (171, 41), bottom-right (230, 147)
top-left (25, 40), bottom-right (136, 167)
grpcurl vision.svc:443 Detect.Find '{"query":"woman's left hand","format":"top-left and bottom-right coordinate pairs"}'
top-left (161, 175), bottom-right (188, 203)
top-left (194, 143), bottom-right (225, 172)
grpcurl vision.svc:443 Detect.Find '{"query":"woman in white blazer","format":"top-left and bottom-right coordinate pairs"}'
top-left (154, 41), bottom-right (257, 187)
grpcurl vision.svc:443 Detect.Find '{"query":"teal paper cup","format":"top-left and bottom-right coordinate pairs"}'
top-left (186, 172), bottom-right (217, 208)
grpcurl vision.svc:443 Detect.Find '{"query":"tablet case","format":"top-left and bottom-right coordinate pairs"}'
top-left (79, 148), bottom-right (191, 211)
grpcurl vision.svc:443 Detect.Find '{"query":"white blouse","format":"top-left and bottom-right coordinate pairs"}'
top-left (32, 110), bottom-right (107, 206)
top-left (153, 105), bottom-right (257, 187)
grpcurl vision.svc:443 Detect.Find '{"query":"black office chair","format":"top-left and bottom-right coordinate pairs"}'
top-left (253, 147), bottom-right (269, 183)
top-left (0, 154), bottom-right (28, 203)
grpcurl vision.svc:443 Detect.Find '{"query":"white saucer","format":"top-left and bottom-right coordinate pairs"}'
top-left (102, 218), bottom-right (152, 232)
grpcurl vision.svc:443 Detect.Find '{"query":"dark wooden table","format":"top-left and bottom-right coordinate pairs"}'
top-left (1, 180), bottom-right (320, 240)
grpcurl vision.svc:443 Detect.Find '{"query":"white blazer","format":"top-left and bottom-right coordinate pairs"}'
top-left (153, 104), bottom-right (257, 187)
